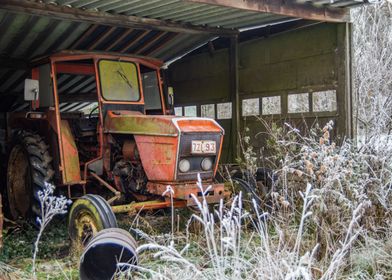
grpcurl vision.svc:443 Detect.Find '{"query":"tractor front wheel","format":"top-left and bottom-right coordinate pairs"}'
top-left (68, 194), bottom-right (117, 248)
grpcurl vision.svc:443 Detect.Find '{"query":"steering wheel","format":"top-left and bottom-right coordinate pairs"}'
top-left (88, 105), bottom-right (99, 122)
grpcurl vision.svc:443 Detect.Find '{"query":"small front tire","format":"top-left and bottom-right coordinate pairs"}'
top-left (68, 194), bottom-right (117, 248)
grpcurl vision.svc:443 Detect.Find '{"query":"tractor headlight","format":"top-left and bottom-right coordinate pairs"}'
top-left (201, 157), bottom-right (213, 171)
top-left (179, 159), bottom-right (191, 173)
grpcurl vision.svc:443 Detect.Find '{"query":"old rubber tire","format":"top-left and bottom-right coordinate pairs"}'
top-left (232, 168), bottom-right (276, 211)
top-left (80, 228), bottom-right (138, 280)
top-left (68, 194), bottom-right (117, 248)
top-left (6, 130), bottom-right (54, 221)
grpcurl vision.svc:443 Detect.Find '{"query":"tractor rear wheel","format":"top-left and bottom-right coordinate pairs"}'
top-left (6, 130), bottom-right (54, 221)
top-left (68, 194), bottom-right (117, 248)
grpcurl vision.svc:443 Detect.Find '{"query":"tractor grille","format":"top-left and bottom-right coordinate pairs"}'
top-left (176, 132), bottom-right (222, 181)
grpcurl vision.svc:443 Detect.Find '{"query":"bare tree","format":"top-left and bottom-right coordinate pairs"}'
top-left (352, 0), bottom-right (392, 147)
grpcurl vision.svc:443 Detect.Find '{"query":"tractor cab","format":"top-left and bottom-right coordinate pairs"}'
top-left (40, 52), bottom-right (168, 166)
top-left (21, 52), bottom-right (173, 182)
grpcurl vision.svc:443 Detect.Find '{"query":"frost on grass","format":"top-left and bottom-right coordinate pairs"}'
top-left (114, 109), bottom-right (392, 279)
top-left (0, 261), bottom-right (22, 280)
top-left (32, 182), bottom-right (70, 279)
top-left (118, 169), bottom-right (370, 280)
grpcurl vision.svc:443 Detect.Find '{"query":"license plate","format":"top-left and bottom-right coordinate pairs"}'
top-left (191, 140), bottom-right (216, 154)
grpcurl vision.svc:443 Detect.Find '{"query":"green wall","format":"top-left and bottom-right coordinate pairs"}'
top-left (169, 22), bottom-right (351, 163)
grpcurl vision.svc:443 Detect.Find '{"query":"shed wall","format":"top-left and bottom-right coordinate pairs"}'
top-left (169, 23), bottom-right (351, 163)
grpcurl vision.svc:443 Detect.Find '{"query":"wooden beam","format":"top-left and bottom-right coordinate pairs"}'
top-left (186, 0), bottom-right (350, 23)
top-left (229, 36), bottom-right (240, 160)
top-left (336, 23), bottom-right (353, 139)
top-left (0, 0), bottom-right (238, 35)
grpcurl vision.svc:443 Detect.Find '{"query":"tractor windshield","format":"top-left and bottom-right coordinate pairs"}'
top-left (98, 60), bottom-right (140, 102)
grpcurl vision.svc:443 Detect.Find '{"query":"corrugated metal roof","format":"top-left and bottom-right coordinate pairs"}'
top-left (0, 0), bottom-right (367, 110)
top-left (41, 0), bottom-right (366, 29)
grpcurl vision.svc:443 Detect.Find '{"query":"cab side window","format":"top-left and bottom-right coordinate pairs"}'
top-left (141, 65), bottom-right (163, 114)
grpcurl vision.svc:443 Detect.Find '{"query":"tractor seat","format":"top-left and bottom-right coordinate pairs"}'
top-left (73, 117), bottom-right (98, 137)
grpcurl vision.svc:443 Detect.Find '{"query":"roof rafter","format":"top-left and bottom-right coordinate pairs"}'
top-left (0, 0), bottom-right (238, 35)
top-left (186, 0), bottom-right (350, 23)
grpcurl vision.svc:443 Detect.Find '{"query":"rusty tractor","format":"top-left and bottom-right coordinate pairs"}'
top-left (0, 50), bottom-right (227, 246)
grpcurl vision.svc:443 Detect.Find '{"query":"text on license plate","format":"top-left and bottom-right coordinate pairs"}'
top-left (191, 140), bottom-right (216, 154)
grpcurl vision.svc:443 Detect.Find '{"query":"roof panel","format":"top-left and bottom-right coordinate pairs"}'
top-left (0, 13), bottom-right (29, 54)
top-left (12, 16), bottom-right (52, 57)
top-left (0, 0), bottom-right (368, 110)
top-left (172, 6), bottom-right (232, 22)
top-left (162, 5), bottom-right (218, 21)
top-left (101, 0), bottom-right (146, 13)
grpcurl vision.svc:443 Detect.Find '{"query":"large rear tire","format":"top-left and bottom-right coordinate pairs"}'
top-left (68, 194), bottom-right (117, 248)
top-left (6, 130), bottom-right (54, 221)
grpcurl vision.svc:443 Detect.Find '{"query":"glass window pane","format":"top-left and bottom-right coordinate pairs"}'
top-left (312, 90), bottom-right (337, 112)
top-left (242, 98), bottom-right (259, 116)
top-left (262, 96), bottom-right (281, 115)
top-left (99, 60), bottom-right (140, 102)
top-left (217, 102), bottom-right (232, 119)
top-left (201, 104), bottom-right (215, 119)
top-left (142, 71), bottom-right (162, 110)
top-left (288, 93), bottom-right (309, 113)
top-left (184, 105), bottom-right (197, 117)
top-left (174, 107), bottom-right (183, 116)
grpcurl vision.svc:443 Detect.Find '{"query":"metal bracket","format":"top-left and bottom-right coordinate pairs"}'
top-left (90, 172), bottom-right (121, 204)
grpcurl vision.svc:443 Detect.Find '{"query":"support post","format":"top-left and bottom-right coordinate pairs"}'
top-left (0, 194), bottom-right (2, 250)
top-left (336, 22), bottom-right (353, 139)
top-left (229, 36), bottom-right (240, 161)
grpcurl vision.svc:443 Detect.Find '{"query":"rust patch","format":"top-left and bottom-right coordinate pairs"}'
top-left (104, 110), bottom-right (178, 136)
top-left (111, 199), bottom-right (187, 213)
top-left (175, 118), bottom-right (224, 134)
top-left (60, 120), bottom-right (82, 183)
top-left (146, 182), bottom-right (226, 206)
top-left (135, 135), bottom-right (178, 181)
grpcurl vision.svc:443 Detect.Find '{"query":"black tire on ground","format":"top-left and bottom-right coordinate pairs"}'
top-left (232, 168), bottom-right (276, 210)
top-left (68, 194), bottom-right (118, 247)
top-left (80, 228), bottom-right (138, 280)
top-left (6, 130), bottom-right (54, 221)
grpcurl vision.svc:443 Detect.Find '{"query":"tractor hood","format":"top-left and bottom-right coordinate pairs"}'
top-left (103, 110), bottom-right (224, 136)
top-left (104, 110), bottom-right (224, 182)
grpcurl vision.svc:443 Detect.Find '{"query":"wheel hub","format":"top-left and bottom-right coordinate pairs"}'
top-left (76, 212), bottom-right (98, 246)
